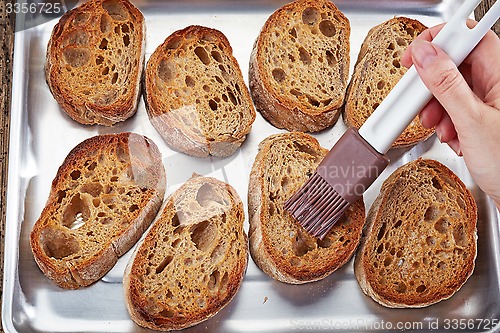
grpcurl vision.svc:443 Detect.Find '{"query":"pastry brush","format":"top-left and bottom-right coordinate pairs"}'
top-left (284, 0), bottom-right (500, 239)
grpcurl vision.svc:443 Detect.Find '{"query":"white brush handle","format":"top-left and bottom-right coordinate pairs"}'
top-left (358, 0), bottom-right (500, 154)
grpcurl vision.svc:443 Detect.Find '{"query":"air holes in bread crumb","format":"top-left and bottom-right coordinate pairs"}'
top-left (432, 176), bottom-right (442, 190)
top-left (210, 244), bottom-right (225, 264)
top-left (63, 47), bottom-right (90, 67)
top-left (102, 0), bottom-right (129, 21)
top-left (434, 217), bottom-right (450, 234)
top-left (62, 194), bottom-right (90, 229)
top-left (298, 47), bottom-right (311, 65)
top-left (57, 190), bottom-right (67, 204)
top-left (123, 34), bottom-right (130, 46)
top-left (377, 80), bottom-right (386, 90)
top-left (211, 50), bottom-right (222, 63)
top-left (424, 204), bottom-right (441, 221)
top-left (158, 59), bottom-right (175, 82)
top-left (326, 50), bottom-right (337, 66)
top-left (185, 75), bottom-right (195, 87)
top-left (70, 170), bottom-right (81, 180)
top-left (64, 31), bottom-right (89, 47)
top-left (416, 284), bottom-right (426, 293)
top-left (453, 224), bottom-right (467, 247)
top-left (396, 37), bottom-right (406, 47)
top-left (73, 12), bottom-right (90, 26)
top-left (395, 282), bottom-right (407, 293)
top-left (292, 231), bottom-right (315, 257)
top-left (377, 223), bottom-right (386, 241)
top-left (155, 255), bottom-right (173, 274)
top-left (191, 221), bottom-right (217, 252)
top-left (208, 269), bottom-right (220, 290)
top-left (426, 236), bottom-right (436, 246)
top-left (40, 227), bottom-right (81, 259)
top-left (302, 7), bottom-right (320, 25)
top-left (272, 68), bottom-right (286, 83)
top-left (319, 20), bottom-right (336, 37)
top-left (99, 38), bottom-right (108, 50)
top-left (194, 47), bottom-right (210, 65)
top-left (96, 56), bottom-right (104, 65)
top-left (383, 256), bottom-right (392, 267)
top-left (196, 183), bottom-right (225, 207)
top-left (209, 100), bottom-right (217, 111)
top-left (159, 308), bottom-right (175, 318)
top-left (317, 236), bottom-right (333, 249)
top-left (81, 183), bottom-right (103, 197)
top-left (100, 14), bottom-right (112, 33)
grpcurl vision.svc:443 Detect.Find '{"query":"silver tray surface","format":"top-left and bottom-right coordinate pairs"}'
top-left (3, 0), bottom-right (500, 332)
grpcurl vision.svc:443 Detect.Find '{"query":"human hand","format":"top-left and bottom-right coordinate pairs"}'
top-left (401, 21), bottom-right (500, 209)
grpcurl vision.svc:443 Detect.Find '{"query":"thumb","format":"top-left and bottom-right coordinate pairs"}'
top-left (411, 39), bottom-right (481, 132)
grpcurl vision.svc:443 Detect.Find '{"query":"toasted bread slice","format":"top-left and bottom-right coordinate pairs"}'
top-left (354, 159), bottom-right (477, 308)
top-left (144, 25), bottom-right (256, 158)
top-left (124, 175), bottom-right (248, 331)
top-left (45, 0), bottom-right (145, 126)
top-left (249, 0), bottom-right (350, 132)
top-left (30, 133), bottom-right (166, 289)
top-left (248, 132), bottom-right (365, 284)
top-left (344, 17), bottom-right (434, 148)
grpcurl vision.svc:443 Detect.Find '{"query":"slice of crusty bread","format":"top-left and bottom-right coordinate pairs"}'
top-left (144, 25), bottom-right (256, 158)
top-left (248, 132), bottom-right (365, 284)
top-left (354, 159), bottom-right (477, 308)
top-left (344, 17), bottom-right (434, 148)
top-left (249, 0), bottom-right (350, 132)
top-left (30, 133), bottom-right (166, 289)
top-left (124, 175), bottom-right (248, 331)
top-left (45, 0), bottom-right (145, 126)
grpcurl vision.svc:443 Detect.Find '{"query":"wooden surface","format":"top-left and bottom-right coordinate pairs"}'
top-left (0, 0), bottom-right (498, 331)
top-left (0, 0), bottom-right (14, 330)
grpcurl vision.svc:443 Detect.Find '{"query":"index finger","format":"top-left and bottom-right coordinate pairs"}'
top-left (401, 23), bottom-right (446, 68)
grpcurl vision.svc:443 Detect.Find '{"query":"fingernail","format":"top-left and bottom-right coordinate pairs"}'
top-left (412, 40), bottom-right (438, 68)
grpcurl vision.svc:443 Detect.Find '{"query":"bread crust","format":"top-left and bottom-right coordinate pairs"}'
top-left (354, 159), bottom-right (477, 308)
top-left (124, 176), bottom-right (248, 331)
top-left (344, 17), bottom-right (434, 148)
top-left (248, 132), bottom-right (365, 284)
top-left (249, 0), bottom-right (350, 132)
top-left (45, 0), bottom-right (145, 126)
top-left (30, 133), bottom-right (166, 289)
top-left (144, 25), bottom-right (256, 158)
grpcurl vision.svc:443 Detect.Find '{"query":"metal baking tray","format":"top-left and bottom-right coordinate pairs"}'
top-left (4, 0), bottom-right (500, 332)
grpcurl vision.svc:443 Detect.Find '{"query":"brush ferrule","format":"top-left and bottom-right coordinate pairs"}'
top-left (316, 128), bottom-right (389, 204)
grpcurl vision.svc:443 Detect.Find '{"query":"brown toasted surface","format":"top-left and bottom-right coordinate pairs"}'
top-left (30, 133), bottom-right (166, 289)
top-left (344, 17), bottom-right (434, 148)
top-left (248, 132), bottom-right (365, 284)
top-left (249, 0), bottom-right (350, 132)
top-left (45, 0), bottom-right (145, 126)
top-left (354, 159), bottom-right (477, 308)
top-left (144, 25), bottom-right (256, 158)
top-left (124, 176), bottom-right (248, 331)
